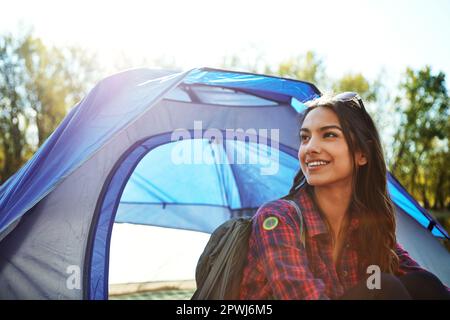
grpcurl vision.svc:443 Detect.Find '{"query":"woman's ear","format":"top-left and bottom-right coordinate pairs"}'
top-left (355, 151), bottom-right (368, 166)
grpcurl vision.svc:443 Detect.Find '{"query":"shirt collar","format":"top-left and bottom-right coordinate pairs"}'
top-left (295, 184), bottom-right (359, 239)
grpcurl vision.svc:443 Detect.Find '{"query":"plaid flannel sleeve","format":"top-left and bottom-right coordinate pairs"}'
top-left (252, 201), bottom-right (330, 300)
top-left (395, 243), bottom-right (425, 275)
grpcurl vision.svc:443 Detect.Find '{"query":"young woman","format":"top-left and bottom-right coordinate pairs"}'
top-left (239, 92), bottom-right (449, 300)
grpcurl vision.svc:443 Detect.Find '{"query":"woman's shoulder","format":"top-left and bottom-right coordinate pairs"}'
top-left (254, 198), bottom-right (298, 222)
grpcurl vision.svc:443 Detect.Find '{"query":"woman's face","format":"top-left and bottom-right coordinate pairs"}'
top-left (298, 106), bottom-right (366, 188)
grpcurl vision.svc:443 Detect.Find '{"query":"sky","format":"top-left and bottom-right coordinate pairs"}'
top-left (2, 0), bottom-right (448, 286)
top-left (1, 0), bottom-right (450, 83)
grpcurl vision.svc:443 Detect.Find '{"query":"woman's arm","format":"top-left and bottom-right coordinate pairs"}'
top-left (252, 201), bottom-right (330, 300)
top-left (395, 243), bottom-right (426, 275)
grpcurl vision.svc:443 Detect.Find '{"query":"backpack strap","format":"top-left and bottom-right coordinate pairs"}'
top-left (280, 199), bottom-right (306, 249)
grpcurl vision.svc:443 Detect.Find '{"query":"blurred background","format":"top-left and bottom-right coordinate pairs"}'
top-left (0, 0), bottom-right (448, 298)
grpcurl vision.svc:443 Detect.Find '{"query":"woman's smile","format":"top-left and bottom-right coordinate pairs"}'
top-left (305, 159), bottom-right (331, 171)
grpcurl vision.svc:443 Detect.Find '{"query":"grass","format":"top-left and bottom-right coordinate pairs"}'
top-left (109, 280), bottom-right (196, 300)
top-left (109, 288), bottom-right (195, 300)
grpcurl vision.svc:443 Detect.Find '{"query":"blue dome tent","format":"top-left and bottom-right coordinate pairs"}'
top-left (0, 68), bottom-right (448, 299)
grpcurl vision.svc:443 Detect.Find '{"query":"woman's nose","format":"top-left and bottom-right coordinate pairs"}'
top-left (305, 136), bottom-right (322, 154)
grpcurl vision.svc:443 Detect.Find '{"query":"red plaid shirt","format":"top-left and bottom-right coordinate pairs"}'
top-left (239, 185), bottom-right (424, 300)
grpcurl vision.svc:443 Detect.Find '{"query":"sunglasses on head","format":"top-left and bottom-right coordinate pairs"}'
top-left (333, 91), bottom-right (366, 112)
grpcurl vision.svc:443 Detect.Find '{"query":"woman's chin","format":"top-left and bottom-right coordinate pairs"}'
top-left (305, 177), bottom-right (324, 186)
top-left (305, 176), bottom-right (332, 187)
top-left (306, 175), bottom-right (352, 188)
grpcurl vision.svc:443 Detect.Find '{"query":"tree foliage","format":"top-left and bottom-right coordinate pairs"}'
top-left (273, 51), bottom-right (327, 89)
top-left (20, 34), bottom-right (97, 145)
top-left (391, 66), bottom-right (449, 210)
top-left (0, 31), bottom-right (98, 183)
top-left (332, 72), bottom-right (378, 102)
top-left (0, 33), bottom-right (30, 182)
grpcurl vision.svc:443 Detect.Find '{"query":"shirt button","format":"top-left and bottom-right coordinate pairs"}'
top-left (345, 243), bottom-right (350, 248)
top-left (342, 270), bottom-right (349, 277)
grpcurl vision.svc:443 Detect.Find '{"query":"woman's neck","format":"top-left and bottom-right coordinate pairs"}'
top-left (313, 183), bottom-right (352, 240)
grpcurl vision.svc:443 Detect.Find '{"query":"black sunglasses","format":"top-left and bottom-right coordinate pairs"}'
top-left (333, 91), bottom-right (366, 112)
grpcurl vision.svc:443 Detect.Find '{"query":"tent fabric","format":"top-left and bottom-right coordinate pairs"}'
top-left (0, 67), bottom-right (448, 300)
top-left (117, 137), bottom-right (299, 211)
top-left (184, 68), bottom-right (320, 104)
top-left (0, 69), bottom-right (188, 238)
top-left (387, 174), bottom-right (447, 237)
top-left (395, 206), bottom-right (450, 282)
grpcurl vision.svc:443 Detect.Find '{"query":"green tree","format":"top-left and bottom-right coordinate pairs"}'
top-left (0, 33), bottom-right (30, 182)
top-left (331, 72), bottom-right (394, 156)
top-left (221, 51), bottom-right (327, 88)
top-left (391, 66), bottom-right (449, 210)
top-left (0, 30), bottom-right (98, 183)
top-left (273, 51), bottom-right (327, 89)
top-left (332, 72), bottom-right (378, 102)
top-left (19, 34), bottom-right (98, 146)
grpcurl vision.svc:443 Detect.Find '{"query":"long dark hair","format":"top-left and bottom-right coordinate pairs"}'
top-left (286, 94), bottom-right (399, 274)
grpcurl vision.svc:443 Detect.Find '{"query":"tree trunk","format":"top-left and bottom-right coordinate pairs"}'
top-left (421, 186), bottom-right (429, 209)
top-left (391, 140), bottom-right (406, 174)
top-left (433, 167), bottom-right (446, 210)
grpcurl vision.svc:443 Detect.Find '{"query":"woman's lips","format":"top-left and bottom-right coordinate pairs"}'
top-left (306, 160), bottom-right (330, 172)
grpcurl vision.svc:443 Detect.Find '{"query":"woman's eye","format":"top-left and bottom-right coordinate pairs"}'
top-left (300, 135), bottom-right (310, 142)
top-left (324, 132), bottom-right (338, 138)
